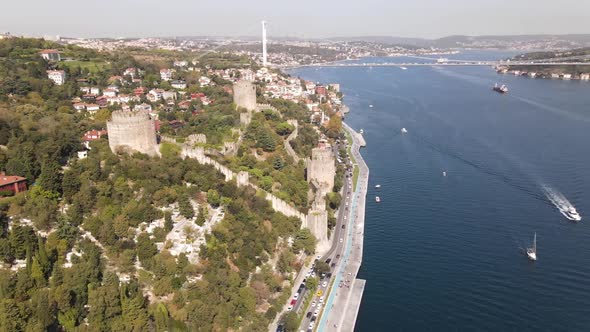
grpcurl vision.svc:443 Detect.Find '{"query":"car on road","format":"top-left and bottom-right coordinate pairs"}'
top-left (336, 254), bottom-right (340, 259)
top-left (293, 293), bottom-right (299, 300)
top-left (276, 324), bottom-right (285, 332)
top-left (319, 296), bottom-right (325, 303)
top-left (342, 224), bottom-right (345, 229)
top-left (331, 262), bottom-right (336, 268)
top-left (314, 309), bottom-right (320, 317)
top-left (311, 316), bottom-right (316, 322)
top-left (287, 305), bottom-right (293, 311)
top-left (325, 258), bottom-right (331, 264)
top-left (306, 311), bottom-right (312, 318)
top-left (339, 238), bottom-right (343, 243)
top-left (290, 299), bottom-right (297, 306)
top-left (308, 322), bottom-right (314, 330)
top-left (316, 290), bottom-right (323, 296)
top-left (322, 281), bottom-right (328, 288)
top-left (311, 301), bottom-right (316, 307)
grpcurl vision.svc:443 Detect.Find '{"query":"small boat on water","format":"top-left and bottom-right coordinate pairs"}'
top-left (526, 233), bottom-right (537, 261)
top-left (442, 171), bottom-right (447, 177)
top-left (401, 128), bottom-right (408, 134)
top-left (492, 83), bottom-right (508, 93)
top-left (375, 196), bottom-right (381, 203)
top-left (369, 104), bottom-right (373, 108)
top-left (375, 184), bottom-right (381, 188)
top-left (564, 207), bottom-right (582, 221)
top-left (359, 129), bottom-right (364, 135)
top-left (400, 66), bottom-right (408, 70)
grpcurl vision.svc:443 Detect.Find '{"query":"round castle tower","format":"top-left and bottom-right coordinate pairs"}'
top-left (307, 147), bottom-right (336, 195)
top-left (107, 110), bottom-right (158, 156)
top-left (233, 80), bottom-right (257, 111)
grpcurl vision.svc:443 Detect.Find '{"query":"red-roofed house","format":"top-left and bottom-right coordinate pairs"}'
top-left (40, 49), bottom-right (61, 61)
top-left (0, 172), bottom-right (27, 194)
top-left (134, 87), bottom-right (147, 97)
top-left (82, 129), bottom-right (107, 149)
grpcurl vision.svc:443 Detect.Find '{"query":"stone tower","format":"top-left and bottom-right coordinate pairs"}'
top-left (307, 147), bottom-right (336, 195)
top-left (306, 193), bottom-right (329, 253)
top-left (233, 80), bottom-right (257, 111)
top-left (107, 110), bottom-right (158, 156)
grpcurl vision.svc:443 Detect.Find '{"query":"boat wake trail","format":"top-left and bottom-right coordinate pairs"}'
top-left (540, 184), bottom-right (582, 221)
top-left (410, 133), bottom-right (546, 203)
top-left (513, 96), bottom-right (590, 124)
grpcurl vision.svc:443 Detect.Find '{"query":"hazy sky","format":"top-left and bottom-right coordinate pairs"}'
top-left (1, 0), bottom-right (589, 39)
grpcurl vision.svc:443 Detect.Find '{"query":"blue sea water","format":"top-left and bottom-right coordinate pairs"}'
top-left (290, 51), bottom-right (590, 331)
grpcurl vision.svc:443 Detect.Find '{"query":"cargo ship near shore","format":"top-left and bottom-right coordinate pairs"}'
top-left (493, 83), bottom-right (508, 93)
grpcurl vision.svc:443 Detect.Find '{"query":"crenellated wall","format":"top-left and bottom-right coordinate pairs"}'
top-left (284, 119), bottom-right (301, 163)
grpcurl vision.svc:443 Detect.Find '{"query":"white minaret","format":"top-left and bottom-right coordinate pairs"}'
top-left (262, 20), bottom-right (267, 67)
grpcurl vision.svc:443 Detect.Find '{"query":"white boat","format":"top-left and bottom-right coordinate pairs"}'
top-left (400, 66), bottom-right (408, 70)
top-left (401, 127), bottom-right (408, 134)
top-left (359, 129), bottom-right (364, 135)
top-left (565, 207), bottom-right (582, 221)
top-left (526, 233), bottom-right (537, 261)
top-left (369, 105), bottom-right (373, 108)
top-left (442, 171), bottom-right (447, 177)
top-left (375, 196), bottom-right (381, 203)
top-left (375, 184), bottom-right (381, 188)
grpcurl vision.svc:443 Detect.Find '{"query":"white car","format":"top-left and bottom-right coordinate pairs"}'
top-left (339, 238), bottom-right (343, 243)
top-left (309, 322), bottom-right (314, 330)
top-left (322, 281), bottom-right (328, 288)
top-left (293, 293), bottom-right (299, 300)
top-left (314, 309), bottom-right (320, 317)
top-left (287, 305), bottom-right (293, 311)
top-left (319, 296), bottom-right (325, 303)
top-left (311, 301), bottom-right (316, 307)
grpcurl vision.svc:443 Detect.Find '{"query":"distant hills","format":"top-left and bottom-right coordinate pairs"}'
top-left (328, 34), bottom-right (590, 49)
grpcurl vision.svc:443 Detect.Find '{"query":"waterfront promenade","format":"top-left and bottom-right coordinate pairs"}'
top-left (318, 123), bottom-right (369, 332)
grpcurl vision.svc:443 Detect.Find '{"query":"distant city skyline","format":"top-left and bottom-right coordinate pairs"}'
top-left (2, 0), bottom-right (589, 39)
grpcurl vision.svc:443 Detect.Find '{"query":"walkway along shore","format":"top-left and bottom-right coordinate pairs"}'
top-left (318, 122), bottom-right (369, 332)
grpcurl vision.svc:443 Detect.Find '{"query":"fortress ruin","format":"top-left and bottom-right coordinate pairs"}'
top-left (233, 80), bottom-right (257, 111)
top-left (107, 110), bottom-right (158, 156)
top-left (307, 146), bottom-right (336, 196)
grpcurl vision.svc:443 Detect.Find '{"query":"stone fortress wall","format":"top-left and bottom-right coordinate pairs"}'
top-left (107, 110), bottom-right (158, 156)
top-left (181, 146), bottom-right (307, 223)
top-left (284, 119), bottom-right (301, 163)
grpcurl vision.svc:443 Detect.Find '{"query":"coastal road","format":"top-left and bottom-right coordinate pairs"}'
top-left (271, 140), bottom-right (353, 332)
top-left (318, 124), bottom-right (369, 332)
top-left (298, 135), bottom-right (362, 332)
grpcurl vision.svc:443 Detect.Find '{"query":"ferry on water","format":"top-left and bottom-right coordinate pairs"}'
top-left (493, 83), bottom-right (508, 93)
top-left (375, 196), bottom-right (381, 203)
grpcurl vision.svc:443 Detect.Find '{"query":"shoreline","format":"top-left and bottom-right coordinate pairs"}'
top-left (317, 122), bottom-right (369, 331)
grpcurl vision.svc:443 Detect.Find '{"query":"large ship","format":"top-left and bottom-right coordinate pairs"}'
top-left (492, 83), bottom-right (508, 93)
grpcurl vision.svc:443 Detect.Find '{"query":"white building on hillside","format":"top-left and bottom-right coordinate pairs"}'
top-left (47, 70), bottom-right (66, 85)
